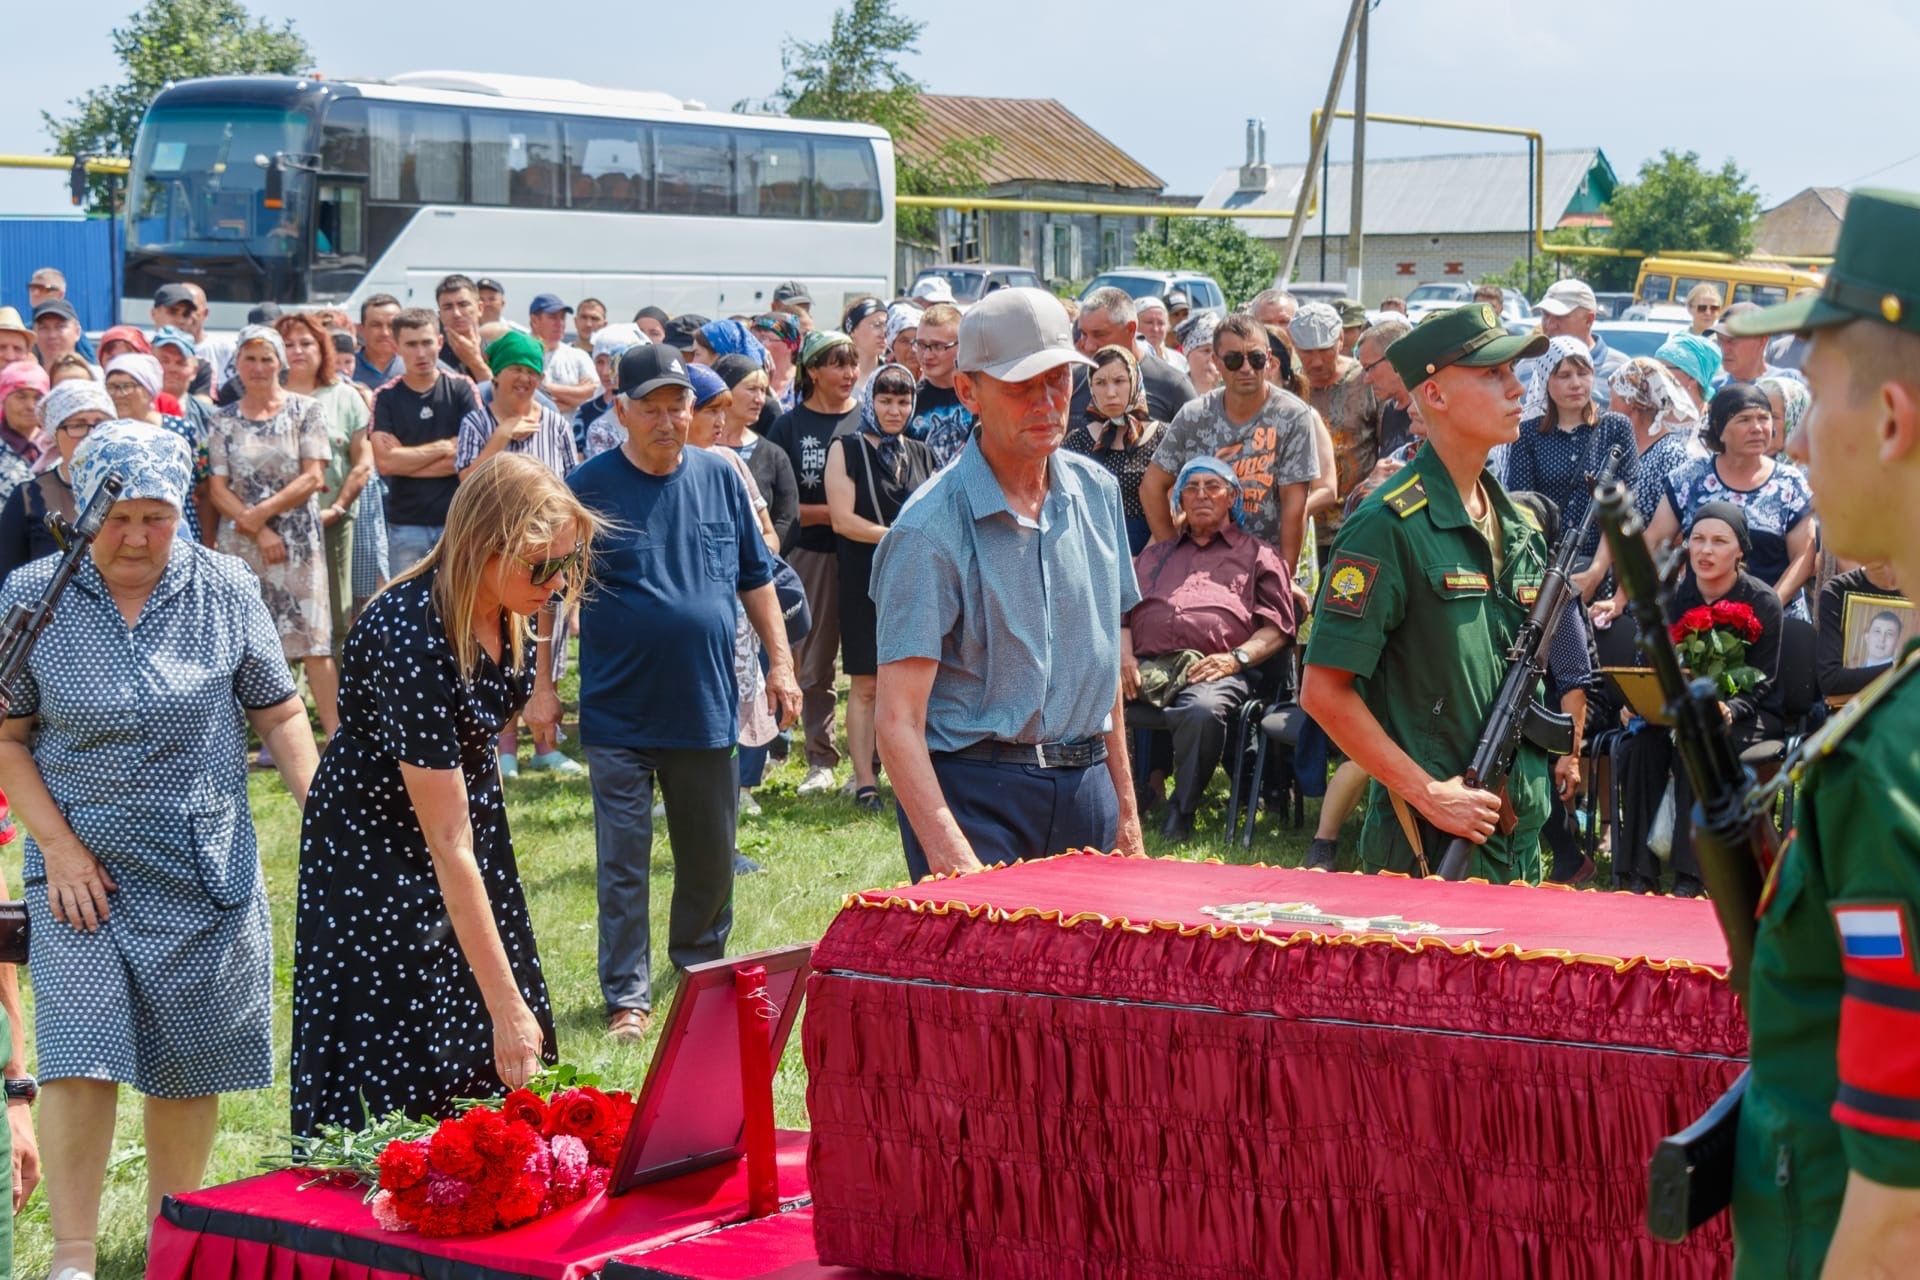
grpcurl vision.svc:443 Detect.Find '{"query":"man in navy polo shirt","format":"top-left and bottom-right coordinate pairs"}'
top-left (569, 344), bottom-right (802, 1042)
top-left (871, 288), bottom-right (1146, 881)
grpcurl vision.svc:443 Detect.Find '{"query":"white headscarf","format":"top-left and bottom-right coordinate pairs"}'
top-left (1520, 335), bottom-right (1595, 424)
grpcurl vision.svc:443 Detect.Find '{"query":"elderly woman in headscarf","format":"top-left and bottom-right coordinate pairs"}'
top-left (1504, 335), bottom-right (1639, 582)
top-left (1120, 455), bottom-right (1296, 842)
top-left (104, 351), bottom-right (212, 544)
top-left (0, 361), bottom-right (48, 510)
top-left (205, 323), bottom-right (338, 735)
top-left (1064, 344), bottom-right (1163, 554)
top-left (0, 420), bottom-right (317, 1278)
top-left (1175, 311), bottom-right (1222, 395)
top-left (0, 379), bottom-right (104, 580)
top-left (883, 302), bottom-right (921, 380)
top-left (1758, 374), bottom-right (1810, 458)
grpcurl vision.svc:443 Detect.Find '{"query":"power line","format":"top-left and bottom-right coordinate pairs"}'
top-left (1843, 149), bottom-right (1920, 188)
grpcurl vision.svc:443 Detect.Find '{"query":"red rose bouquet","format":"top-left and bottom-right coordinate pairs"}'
top-left (275, 1066), bottom-right (637, 1238)
top-left (1668, 599), bottom-right (1766, 698)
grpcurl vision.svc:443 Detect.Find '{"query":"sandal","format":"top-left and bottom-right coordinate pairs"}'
top-left (853, 785), bottom-right (883, 812)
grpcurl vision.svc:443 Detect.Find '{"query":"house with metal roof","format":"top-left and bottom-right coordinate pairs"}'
top-left (1198, 144), bottom-right (1618, 305)
top-left (1757, 187), bottom-right (1847, 259)
top-left (898, 94), bottom-right (1178, 285)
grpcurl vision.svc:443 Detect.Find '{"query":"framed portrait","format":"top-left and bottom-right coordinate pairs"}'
top-left (1841, 593), bottom-right (1916, 673)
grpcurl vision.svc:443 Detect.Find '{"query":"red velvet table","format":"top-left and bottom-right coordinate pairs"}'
top-left (804, 852), bottom-right (1745, 1280)
top-left (149, 1129), bottom-right (813, 1280)
top-left (606, 1207), bottom-right (871, 1279)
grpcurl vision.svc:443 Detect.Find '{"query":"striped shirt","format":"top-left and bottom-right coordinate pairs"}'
top-left (455, 403), bottom-right (579, 480)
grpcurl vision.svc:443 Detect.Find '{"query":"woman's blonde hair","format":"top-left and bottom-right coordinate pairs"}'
top-left (388, 453), bottom-right (601, 680)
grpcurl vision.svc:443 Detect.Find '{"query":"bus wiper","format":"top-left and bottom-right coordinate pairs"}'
top-left (208, 228), bottom-right (273, 296)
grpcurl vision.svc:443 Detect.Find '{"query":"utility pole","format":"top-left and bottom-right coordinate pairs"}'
top-left (1281, 0), bottom-right (1369, 288)
top-left (1345, 1), bottom-right (1369, 302)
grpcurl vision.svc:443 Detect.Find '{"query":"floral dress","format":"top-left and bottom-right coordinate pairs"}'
top-left (208, 394), bottom-right (333, 658)
top-left (1664, 455), bottom-right (1817, 619)
top-left (292, 572), bottom-right (555, 1135)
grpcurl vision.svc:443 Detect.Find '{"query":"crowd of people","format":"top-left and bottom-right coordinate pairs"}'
top-left (0, 253), bottom-right (1907, 1278)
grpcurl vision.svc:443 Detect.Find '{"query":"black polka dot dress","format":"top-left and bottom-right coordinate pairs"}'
top-left (0, 545), bottom-right (298, 1098)
top-left (291, 571), bottom-right (555, 1136)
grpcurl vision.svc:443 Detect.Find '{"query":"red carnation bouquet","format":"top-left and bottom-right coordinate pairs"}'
top-left (273, 1066), bottom-right (635, 1237)
top-left (1668, 598), bottom-right (1766, 698)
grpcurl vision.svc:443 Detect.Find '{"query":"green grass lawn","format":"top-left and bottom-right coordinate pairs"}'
top-left (9, 694), bottom-right (1321, 1278)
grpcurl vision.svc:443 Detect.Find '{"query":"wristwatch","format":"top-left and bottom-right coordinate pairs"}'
top-left (1231, 647), bottom-right (1252, 671)
top-left (4, 1076), bottom-right (36, 1104)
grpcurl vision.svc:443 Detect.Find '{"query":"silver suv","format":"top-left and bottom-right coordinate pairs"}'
top-left (1080, 270), bottom-right (1228, 317)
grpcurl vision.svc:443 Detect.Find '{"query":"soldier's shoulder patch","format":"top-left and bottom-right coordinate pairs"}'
top-left (1323, 551), bottom-right (1382, 618)
top-left (1380, 474), bottom-right (1427, 519)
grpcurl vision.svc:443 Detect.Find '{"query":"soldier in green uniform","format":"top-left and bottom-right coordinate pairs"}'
top-left (1299, 305), bottom-right (1552, 882)
top-left (1722, 188), bottom-right (1920, 1277)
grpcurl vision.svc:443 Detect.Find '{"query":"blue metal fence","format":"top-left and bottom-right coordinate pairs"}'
top-left (0, 217), bottom-right (123, 330)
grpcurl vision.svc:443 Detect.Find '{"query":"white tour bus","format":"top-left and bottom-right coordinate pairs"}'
top-left (121, 71), bottom-right (896, 331)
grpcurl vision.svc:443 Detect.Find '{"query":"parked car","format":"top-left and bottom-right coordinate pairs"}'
top-left (910, 264), bottom-right (1045, 306)
top-left (1080, 270), bottom-right (1228, 317)
top-left (1593, 291), bottom-right (1635, 321)
top-left (1278, 281), bottom-right (1349, 307)
top-left (1593, 319), bottom-right (1685, 363)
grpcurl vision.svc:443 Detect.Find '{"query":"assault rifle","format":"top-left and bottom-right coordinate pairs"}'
top-left (0, 472), bottom-right (122, 966)
top-left (1436, 447), bottom-right (1622, 881)
top-left (1592, 478), bottom-right (1776, 1244)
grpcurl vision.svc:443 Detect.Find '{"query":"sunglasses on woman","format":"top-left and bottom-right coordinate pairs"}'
top-left (515, 546), bottom-right (582, 586)
top-left (1218, 349), bottom-right (1269, 372)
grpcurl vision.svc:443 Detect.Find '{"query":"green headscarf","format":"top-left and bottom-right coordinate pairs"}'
top-left (486, 329), bottom-right (546, 378)
top-left (798, 328), bottom-right (854, 368)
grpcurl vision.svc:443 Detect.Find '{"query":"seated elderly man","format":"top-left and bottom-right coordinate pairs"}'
top-left (1121, 457), bottom-right (1295, 842)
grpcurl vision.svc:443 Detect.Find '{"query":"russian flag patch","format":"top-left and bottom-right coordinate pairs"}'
top-left (1834, 904), bottom-right (1916, 969)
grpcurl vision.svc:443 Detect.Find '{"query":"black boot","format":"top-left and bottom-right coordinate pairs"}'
top-left (1159, 807), bottom-right (1194, 845)
top-left (1303, 838), bottom-right (1338, 871)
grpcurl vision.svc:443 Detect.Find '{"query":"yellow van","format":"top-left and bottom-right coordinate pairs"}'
top-left (1633, 257), bottom-right (1824, 309)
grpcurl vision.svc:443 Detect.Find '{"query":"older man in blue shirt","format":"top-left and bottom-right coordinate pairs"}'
top-left (872, 288), bottom-right (1145, 881)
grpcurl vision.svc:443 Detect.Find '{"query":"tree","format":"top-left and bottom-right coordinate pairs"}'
top-left (1481, 150), bottom-right (1762, 295)
top-left (757, 0), bottom-right (994, 243)
top-left (1478, 227), bottom-right (1612, 299)
top-left (45, 0), bottom-right (311, 212)
top-left (1134, 218), bottom-right (1279, 310)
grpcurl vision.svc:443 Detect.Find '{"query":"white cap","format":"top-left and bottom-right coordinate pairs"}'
top-left (956, 287), bottom-right (1095, 381)
top-left (911, 277), bottom-right (957, 305)
top-left (1135, 295), bottom-right (1168, 317)
top-left (1538, 279), bottom-right (1598, 316)
top-left (591, 323), bottom-right (648, 359)
top-left (1288, 302), bottom-right (1342, 351)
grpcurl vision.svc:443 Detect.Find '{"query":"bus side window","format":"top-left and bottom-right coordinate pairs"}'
top-left (656, 125), bottom-right (735, 216)
top-left (1732, 283), bottom-right (1755, 303)
top-left (565, 119), bottom-right (648, 213)
top-left (368, 105), bottom-right (465, 204)
top-left (738, 132), bottom-right (809, 218)
top-left (812, 137), bottom-right (882, 223)
top-left (470, 113), bottom-right (562, 208)
top-left (1638, 273), bottom-right (1672, 303)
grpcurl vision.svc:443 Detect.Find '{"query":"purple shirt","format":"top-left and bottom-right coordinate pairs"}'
top-left (1126, 522), bottom-right (1295, 657)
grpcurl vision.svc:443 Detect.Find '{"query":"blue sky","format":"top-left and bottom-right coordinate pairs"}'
top-left (4, 0), bottom-right (1916, 217)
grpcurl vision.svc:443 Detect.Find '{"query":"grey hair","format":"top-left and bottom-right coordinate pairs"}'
top-left (1081, 287), bottom-right (1136, 326)
top-left (1248, 288), bottom-right (1294, 313)
top-left (1359, 316), bottom-right (1413, 351)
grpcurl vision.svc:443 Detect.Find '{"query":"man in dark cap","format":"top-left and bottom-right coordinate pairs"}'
top-left (1298, 303), bottom-right (1552, 883)
top-left (772, 281), bottom-right (814, 334)
top-left (1718, 187), bottom-right (1920, 1279)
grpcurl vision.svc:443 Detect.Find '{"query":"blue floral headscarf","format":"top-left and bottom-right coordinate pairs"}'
top-left (698, 319), bottom-right (770, 370)
top-left (73, 418), bottom-right (193, 511)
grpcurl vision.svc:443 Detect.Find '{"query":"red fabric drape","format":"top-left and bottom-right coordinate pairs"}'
top-left (149, 1131), bottom-right (813, 1280)
top-left (805, 853), bottom-right (1742, 1279)
top-left (605, 1207), bottom-right (871, 1279)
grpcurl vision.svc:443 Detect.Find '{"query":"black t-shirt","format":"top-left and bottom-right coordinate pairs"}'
top-left (906, 381), bottom-right (976, 468)
top-left (1069, 347), bottom-right (1196, 431)
top-left (1377, 401), bottom-right (1415, 457)
top-left (374, 372), bottom-right (477, 527)
top-left (767, 402), bottom-right (862, 554)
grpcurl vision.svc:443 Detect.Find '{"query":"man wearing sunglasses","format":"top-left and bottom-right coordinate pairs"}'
top-left (1141, 313), bottom-right (1320, 578)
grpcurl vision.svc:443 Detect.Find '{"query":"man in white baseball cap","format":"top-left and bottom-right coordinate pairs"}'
top-left (909, 276), bottom-right (957, 307)
top-left (870, 288), bottom-right (1145, 880)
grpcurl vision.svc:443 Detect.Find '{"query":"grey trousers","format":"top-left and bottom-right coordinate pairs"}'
top-left (787, 547), bottom-right (841, 769)
top-left (1125, 674), bottom-right (1250, 816)
top-left (586, 744), bottom-right (737, 1014)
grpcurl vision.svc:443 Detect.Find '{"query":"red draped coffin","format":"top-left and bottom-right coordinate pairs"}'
top-left (803, 852), bottom-right (1743, 1279)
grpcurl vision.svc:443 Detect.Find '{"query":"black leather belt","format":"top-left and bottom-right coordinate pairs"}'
top-left (944, 738), bottom-right (1108, 769)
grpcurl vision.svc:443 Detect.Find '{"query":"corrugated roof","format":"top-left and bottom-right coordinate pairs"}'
top-left (904, 95), bottom-right (1164, 192)
top-left (1199, 149), bottom-right (1611, 237)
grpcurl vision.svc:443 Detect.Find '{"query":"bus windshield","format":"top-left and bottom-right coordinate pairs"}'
top-left (126, 104), bottom-right (314, 259)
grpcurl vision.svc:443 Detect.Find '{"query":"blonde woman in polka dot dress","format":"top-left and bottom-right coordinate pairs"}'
top-left (0, 420), bottom-right (320, 1280)
top-left (292, 453), bottom-right (599, 1136)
